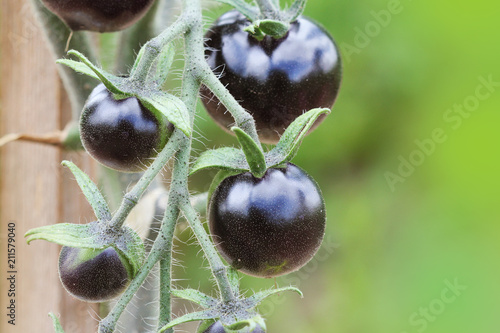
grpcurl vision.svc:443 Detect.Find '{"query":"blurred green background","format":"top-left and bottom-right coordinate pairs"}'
top-left (177, 0), bottom-right (500, 332)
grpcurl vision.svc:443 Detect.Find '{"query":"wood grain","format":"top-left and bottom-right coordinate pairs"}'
top-left (1, 1), bottom-right (98, 332)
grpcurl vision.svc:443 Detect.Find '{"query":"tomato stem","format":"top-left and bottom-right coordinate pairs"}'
top-left (129, 15), bottom-right (189, 83)
top-left (108, 130), bottom-right (183, 230)
top-left (255, 0), bottom-right (280, 18)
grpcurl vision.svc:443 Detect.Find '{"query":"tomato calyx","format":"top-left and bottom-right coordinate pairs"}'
top-left (24, 162), bottom-right (145, 279)
top-left (159, 284), bottom-right (301, 332)
top-left (190, 108), bottom-right (330, 178)
top-left (220, 0), bottom-right (307, 39)
top-left (57, 49), bottom-right (191, 138)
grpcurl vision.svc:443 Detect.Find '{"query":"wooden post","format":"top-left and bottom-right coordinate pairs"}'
top-left (1, 1), bottom-right (98, 332)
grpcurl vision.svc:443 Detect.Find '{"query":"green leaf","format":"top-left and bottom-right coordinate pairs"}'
top-left (131, 44), bottom-right (147, 74)
top-left (49, 313), bottom-right (65, 333)
top-left (113, 226), bottom-right (145, 277)
top-left (243, 286), bottom-right (303, 309)
top-left (62, 161), bottom-right (111, 221)
top-left (25, 222), bottom-right (106, 248)
top-left (139, 93), bottom-right (191, 137)
top-left (285, 0), bottom-right (307, 21)
top-left (65, 50), bottom-right (128, 96)
top-left (189, 147), bottom-right (248, 176)
top-left (171, 289), bottom-right (218, 309)
top-left (25, 221), bottom-right (144, 277)
top-left (265, 108), bottom-right (330, 167)
top-left (148, 43), bottom-right (175, 87)
top-left (158, 309), bottom-right (217, 332)
top-left (226, 316), bottom-right (266, 332)
top-left (232, 127), bottom-right (266, 178)
top-left (257, 20), bottom-right (290, 38)
top-left (56, 59), bottom-right (100, 81)
top-left (227, 267), bottom-right (240, 296)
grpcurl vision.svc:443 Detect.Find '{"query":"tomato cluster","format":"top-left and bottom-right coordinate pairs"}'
top-left (202, 10), bottom-right (342, 144)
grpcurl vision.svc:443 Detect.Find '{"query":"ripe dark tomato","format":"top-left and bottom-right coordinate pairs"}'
top-left (198, 321), bottom-right (265, 333)
top-left (41, 0), bottom-right (155, 32)
top-left (202, 10), bottom-right (342, 144)
top-left (80, 83), bottom-right (172, 173)
top-left (208, 163), bottom-right (326, 278)
top-left (58, 246), bottom-right (131, 302)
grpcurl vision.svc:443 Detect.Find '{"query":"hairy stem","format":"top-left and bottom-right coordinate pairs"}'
top-left (255, 0), bottom-right (279, 17)
top-left (109, 130), bottom-right (183, 230)
top-left (99, 201), bottom-right (180, 333)
top-left (130, 15), bottom-right (189, 83)
top-left (199, 65), bottom-right (262, 148)
top-left (181, 202), bottom-right (237, 302)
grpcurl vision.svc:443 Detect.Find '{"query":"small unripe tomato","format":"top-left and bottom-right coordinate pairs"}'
top-left (208, 163), bottom-right (326, 278)
top-left (202, 10), bottom-right (342, 144)
top-left (58, 246), bottom-right (132, 302)
top-left (80, 83), bottom-right (172, 173)
top-left (40, 0), bottom-right (156, 32)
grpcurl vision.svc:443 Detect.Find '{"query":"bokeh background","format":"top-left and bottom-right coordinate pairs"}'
top-left (1, 0), bottom-right (499, 332)
top-left (184, 1), bottom-right (500, 332)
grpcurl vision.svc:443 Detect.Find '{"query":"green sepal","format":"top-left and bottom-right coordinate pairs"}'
top-left (139, 93), bottom-right (191, 137)
top-left (114, 225), bottom-right (146, 278)
top-left (227, 266), bottom-right (240, 296)
top-left (244, 20), bottom-right (289, 39)
top-left (189, 147), bottom-right (248, 176)
top-left (171, 289), bottom-right (218, 309)
top-left (62, 161), bottom-right (111, 221)
top-left (56, 59), bottom-right (100, 81)
top-left (25, 223), bottom-right (105, 248)
top-left (207, 169), bottom-right (244, 209)
top-left (232, 127), bottom-right (266, 178)
top-left (59, 50), bottom-right (191, 137)
top-left (49, 313), bottom-right (65, 333)
top-left (158, 309), bottom-right (216, 332)
top-left (215, 0), bottom-right (259, 20)
top-left (265, 108), bottom-right (330, 167)
top-left (243, 286), bottom-right (303, 309)
top-left (146, 43), bottom-right (175, 87)
top-left (226, 316), bottom-right (266, 332)
top-left (61, 50), bottom-right (128, 96)
top-left (197, 320), bottom-right (217, 333)
top-left (131, 45), bottom-right (147, 74)
top-left (285, 0), bottom-right (307, 21)
top-left (25, 221), bottom-right (145, 278)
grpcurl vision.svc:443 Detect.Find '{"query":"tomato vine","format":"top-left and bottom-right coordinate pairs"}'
top-left (22, 0), bottom-right (342, 332)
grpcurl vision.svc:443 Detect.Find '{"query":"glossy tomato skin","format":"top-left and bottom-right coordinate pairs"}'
top-left (41, 0), bottom-right (155, 32)
top-left (80, 83), bottom-right (171, 173)
top-left (208, 163), bottom-right (326, 278)
top-left (58, 246), bottom-right (131, 302)
top-left (202, 10), bottom-right (342, 144)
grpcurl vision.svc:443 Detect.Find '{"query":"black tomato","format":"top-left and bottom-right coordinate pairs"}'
top-left (80, 83), bottom-right (172, 173)
top-left (58, 246), bottom-right (131, 302)
top-left (202, 10), bottom-right (342, 144)
top-left (198, 321), bottom-right (265, 333)
top-left (41, 0), bottom-right (155, 32)
top-left (208, 163), bottom-right (326, 278)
